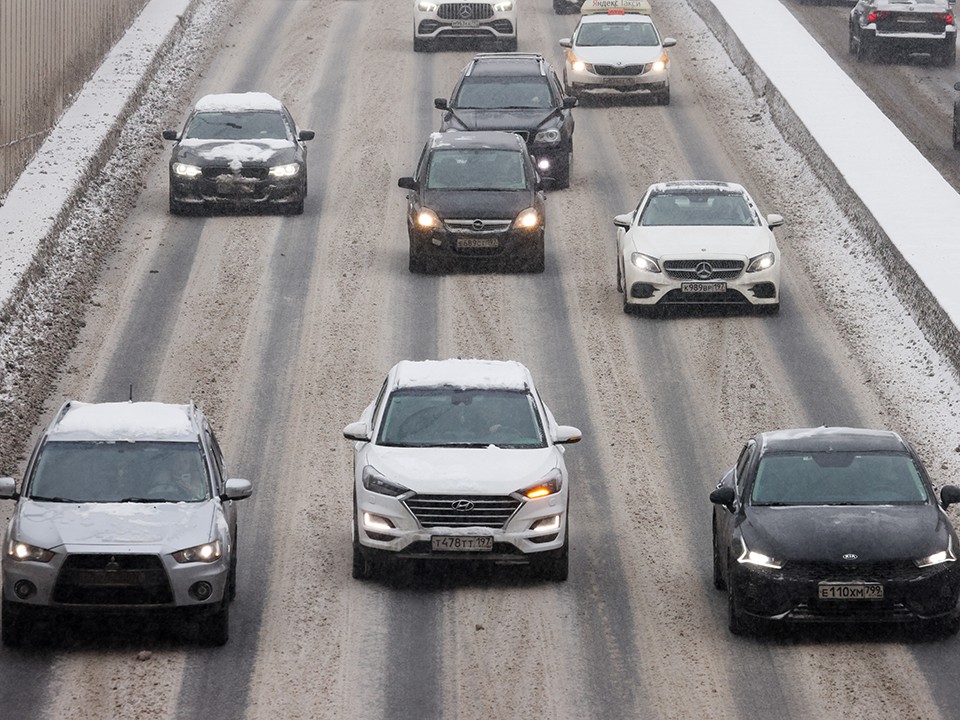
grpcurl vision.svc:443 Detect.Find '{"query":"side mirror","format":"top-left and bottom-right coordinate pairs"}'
top-left (766, 213), bottom-right (784, 228)
top-left (709, 486), bottom-right (736, 510)
top-left (299, 130), bottom-right (316, 141)
top-left (554, 425), bottom-right (582, 444)
top-left (662, 38), bottom-right (677, 48)
top-left (563, 95), bottom-right (578, 109)
top-left (343, 421), bottom-right (371, 442)
top-left (221, 478), bottom-right (253, 501)
top-left (434, 97), bottom-right (449, 110)
top-left (613, 212), bottom-right (634, 229)
top-left (161, 129), bottom-right (179, 141)
top-left (559, 38), bottom-right (572, 48)
top-left (398, 177), bottom-right (418, 191)
top-left (942, 485), bottom-right (960, 508)
top-left (0, 477), bottom-right (18, 500)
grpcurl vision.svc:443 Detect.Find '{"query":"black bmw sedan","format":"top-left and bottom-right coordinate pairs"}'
top-left (710, 427), bottom-right (960, 635)
top-left (162, 92), bottom-right (314, 215)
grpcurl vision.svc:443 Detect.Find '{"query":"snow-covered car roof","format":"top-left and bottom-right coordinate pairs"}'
top-left (193, 92), bottom-right (285, 113)
top-left (648, 180), bottom-right (747, 195)
top-left (581, 0), bottom-right (652, 15)
top-left (48, 401), bottom-right (199, 442)
top-left (391, 359), bottom-right (532, 391)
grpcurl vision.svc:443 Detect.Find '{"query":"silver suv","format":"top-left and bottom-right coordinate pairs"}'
top-left (0, 400), bottom-right (252, 646)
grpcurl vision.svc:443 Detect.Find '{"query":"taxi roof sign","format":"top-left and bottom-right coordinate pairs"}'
top-left (580, 0), bottom-right (652, 15)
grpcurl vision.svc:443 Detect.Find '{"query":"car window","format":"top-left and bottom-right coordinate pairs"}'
top-left (454, 78), bottom-right (554, 109)
top-left (28, 441), bottom-right (211, 503)
top-left (377, 388), bottom-right (546, 448)
top-left (426, 149), bottom-right (527, 191)
top-left (576, 22), bottom-right (660, 47)
top-left (639, 192), bottom-right (757, 227)
top-left (184, 111), bottom-right (290, 141)
top-left (750, 452), bottom-right (930, 506)
top-left (735, 442), bottom-right (753, 496)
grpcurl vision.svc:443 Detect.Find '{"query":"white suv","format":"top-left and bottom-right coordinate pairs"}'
top-left (0, 401), bottom-right (252, 646)
top-left (413, 1), bottom-right (518, 52)
top-left (343, 359), bottom-right (581, 580)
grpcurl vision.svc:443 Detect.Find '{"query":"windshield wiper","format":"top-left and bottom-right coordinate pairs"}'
top-left (28, 495), bottom-right (79, 503)
top-left (116, 497), bottom-right (161, 503)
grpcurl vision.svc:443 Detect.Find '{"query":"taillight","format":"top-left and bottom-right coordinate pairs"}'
top-left (867, 10), bottom-right (890, 22)
top-left (934, 12), bottom-right (953, 23)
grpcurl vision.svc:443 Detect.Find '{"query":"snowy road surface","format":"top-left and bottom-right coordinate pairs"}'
top-left (1, 0), bottom-right (960, 718)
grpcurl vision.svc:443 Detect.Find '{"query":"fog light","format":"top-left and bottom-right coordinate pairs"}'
top-left (13, 580), bottom-right (36, 599)
top-left (532, 515), bottom-right (561, 532)
top-left (537, 158), bottom-right (551, 171)
top-left (189, 581), bottom-right (213, 601)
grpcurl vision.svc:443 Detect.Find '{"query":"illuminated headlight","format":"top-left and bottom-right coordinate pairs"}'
top-left (512, 207), bottom-right (541, 230)
top-left (746, 252), bottom-right (776, 273)
top-left (268, 162), bottom-right (300, 178)
top-left (518, 469), bottom-right (562, 499)
top-left (172, 162), bottom-right (202, 178)
top-left (6, 539), bottom-right (54, 563)
top-left (630, 252), bottom-right (661, 273)
top-left (651, 55), bottom-right (669, 72)
top-left (531, 514), bottom-right (561, 532)
top-left (416, 207), bottom-right (442, 230)
top-left (534, 128), bottom-right (562, 144)
top-left (572, 59), bottom-right (586, 73)
top-left (493, 0), bottom-right (513, 10)
top-left (418, 1), bottom-right (439, 11)
top-left (361, 465), bottom-right (410, 497)
top-left (363, 512), bottom-right (397, 532)
top-left (737, 539), bottom-right (783, 569)
top-left (537, 158), bottom-right (551, 171)
top-left (173, 539), bottom-right (222, 564)
top-left (916, 538), bottom-right (956, 568)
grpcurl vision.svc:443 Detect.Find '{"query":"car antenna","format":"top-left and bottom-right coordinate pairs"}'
top-left (129, 384), bottom-right (134, 402)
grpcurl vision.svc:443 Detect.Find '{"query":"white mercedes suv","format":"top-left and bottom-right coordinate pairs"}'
top-left (413, 1), bottom-right (518, 52)
top-left (343, 359), bottom-right (581, 581)
top-left (0, 400), bottom-right (252, 646)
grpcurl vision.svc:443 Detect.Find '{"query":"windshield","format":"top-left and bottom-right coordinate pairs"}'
top-left (426, 149), bottom-right (527, 191)
top-left (377, 388), bottom-right (547, 448)
top-left (28, 441), bottom-right (211, 503)
top-left (750, 452), bottom-right (930, 506)
top-left (576, 21), bottom-right (660, 47)
top-left (453, 78), bottom-right (554, 109)
top-left (639, 191), bottom-right (757, 226)
top-left (184, 111), bottom-right (289, 141)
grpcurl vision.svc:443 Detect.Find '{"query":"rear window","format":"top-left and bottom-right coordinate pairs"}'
top-left (426, 149), bottom-right (527, 191)
top-left (750, 452), bottom-right (930, 506)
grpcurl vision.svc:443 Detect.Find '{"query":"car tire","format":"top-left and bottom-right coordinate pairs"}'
top-left (953, 108), bottom-right (960, 150)
top-left (228, 538), bottom-right (238, 601)
top-left (169, 189), bottom-right (186, 216)
top-left (554, 149), bottom-right (573, 189)
top-left (553, 0), bottom-right (567, 12)
top-left (533, 524), bottom-right (569, 582)
top-left (712, 517), bottom-right (726, 591)
top-left (848, 25), bottom-right (857, 55)
top-left (197, 600), bottom-right (229, 646)
top-left (1, 599), bottom-right (27, 647)
top-left (413, 37), bottom-right (432, 53)
top-left (941, 41), bottom-right (956, 67)
top-left (409, 251), bottom-right (430, 273)
top-left (727, 583), bottom-right (749, 636)
top-left (655, 86), bottom-right (671, 106)
top-left (524, 234), bottom-right (546, 273)
top-left (856, 31), bottom-right (876, 63)
top-left (352, 493), bottom-right (376, 580)
top-left (616, 258), bottom-right (624, 294)
top-left (756, 302), bottom-right (780, 316)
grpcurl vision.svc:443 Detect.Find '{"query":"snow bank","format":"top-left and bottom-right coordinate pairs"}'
top-left (687, 0), bottom-right (960, 369)
top-left (0, 0), bottom-right (192, 309)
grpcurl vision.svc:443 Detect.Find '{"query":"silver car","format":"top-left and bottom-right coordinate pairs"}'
top-left (0, 400), bottom-right (252, 646)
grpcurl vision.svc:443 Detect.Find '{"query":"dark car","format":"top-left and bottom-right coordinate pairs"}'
top-left (553, 0), bottom-right (583, 13)
top-left (397, 131), bottom-right (548, 273)
top-left (162, 92), bottom-right (314, 215)
top-left (849, 0), bottom-right (956, 65)
top-left (435, 53), bottom-right (577, 188)
top-left (710, 427), bottom-right (960, 636)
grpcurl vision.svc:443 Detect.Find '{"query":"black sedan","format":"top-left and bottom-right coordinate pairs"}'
top-left (710, 427), bottom-right (960, 635)
top-left (162, 92), bottom-right (314, 215)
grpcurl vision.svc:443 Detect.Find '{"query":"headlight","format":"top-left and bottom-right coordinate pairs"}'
top-left (572, 59), bottom-right (587, 73)
top-left (737, 538), bottom-right (783, 569)
top-left (746, 252), bottom-right (776, 273)
top-left (268, 162), bottom-right (300, 178)
top-left (512, 207), bottom-right (541, 230)
top-left (362, 466), bottom-right (410, 497)
top-left (418, 1), bottom-right (439, 11)
top-left (518, 469), bottom-right (562, 499)
top-left (651, 54), bottom-right (669, 72)
top-left (630, 252), bottom-right (661, 273)
top-left (6, 539), bottom-right (54, 563)
top-left (534, 128), bottom-right (562, 144)
top-left (172, 162), bottom-right (202, 178)
top-left (416, 207), bottom-right (441, 230)
top-left (172, 539), bottom-right (222, 564)
top-left (916, 538), bottom-right (956, 568)
top-left (493, 0), bottom-right (513, 10)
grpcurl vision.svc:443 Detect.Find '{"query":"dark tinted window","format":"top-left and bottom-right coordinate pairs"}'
top-left (426, 149), bottom-right (527, 191)
top-left (185, 111), bottom-right (289, 141)
top-left (454, 78), bottom-right (554, 109)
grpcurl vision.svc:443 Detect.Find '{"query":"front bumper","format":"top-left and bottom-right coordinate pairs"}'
top-left (731, 561), bottom-right (960, 625)
top-left (170, 171), bottom-right (303, 208)
top-left (566, 61), bottom-right (669, 94)
top-left (355, 487), bottom-right (567, 562)
top-left (622, 255), bottom-right (780, 308)
top-left (409, 221), bottom-right (543, 265)
top-left (415, 13), bottom-right (516, 40)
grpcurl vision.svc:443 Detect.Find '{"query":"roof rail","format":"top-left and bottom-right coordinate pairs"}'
top-left (467, 53), bottom-right (548, 77)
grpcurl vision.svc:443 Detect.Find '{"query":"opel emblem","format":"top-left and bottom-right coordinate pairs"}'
top-left (459, 4), bottom-right (473, 19)
top-left (842, 553), bottom-right (858, 561)
top-left (451, 499), bottom-right (475, 512)
top-left (105, 556), bottom-right (121, 571)
top-left (472, 219), bottom-right (485, 231)
top-left (694, 261), bottom-right (714, 280)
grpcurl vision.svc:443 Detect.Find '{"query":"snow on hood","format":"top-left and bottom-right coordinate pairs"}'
top-left (627, 225), bottom-right (775, 258)
top-left (180, 139), bottom-right (292, 165)
top-left (572, 45), bottom-right (665, 65)
top-left (394, 359), bottom-right (530, 390)
top-left (13, 499), bottom-right (217, 552)
top-left (51, 401), bottom-right (195, 441)
top-left (193, 91), bottom-right (284, 112)
top-left (366, 445), bottom-right (558, 495)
